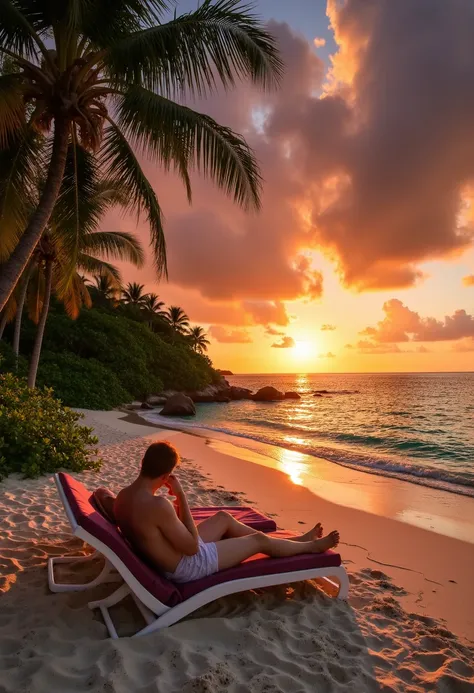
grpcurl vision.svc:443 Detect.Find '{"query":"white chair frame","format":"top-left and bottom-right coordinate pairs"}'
top-left (49, 474), bottom-right (350, 638)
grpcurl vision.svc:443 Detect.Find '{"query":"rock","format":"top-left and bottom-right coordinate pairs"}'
top-left (217, 369), bottom-right (234, 376)
top-left (215, 394), bottom-right (231, 403)
top-left (159, 394), bottom-right (196, 416)
top-left (229, 386), bottom-right (253, 400)
top-left (122, 401), bottom-right (143, 411)
top-left (146, 395), bottom-right (167, 406)
top-left (140, 401), bottom-right (154, 409)
top-left (284, 391), bottom-right (301, 400)
top-left (252, 386), bottom-right (285, 402)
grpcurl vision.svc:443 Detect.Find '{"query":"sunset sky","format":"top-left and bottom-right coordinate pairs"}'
top-left (111, 0), bottom-right (474, 374)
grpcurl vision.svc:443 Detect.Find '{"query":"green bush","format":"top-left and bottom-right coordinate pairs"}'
top-left (37, 352), bottom-right (131, 409)
top-left (0, 373), bottom-right (101, 479)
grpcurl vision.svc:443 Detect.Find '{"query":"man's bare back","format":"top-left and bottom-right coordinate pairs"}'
top-left (115, 485), bottom-right (183, 573)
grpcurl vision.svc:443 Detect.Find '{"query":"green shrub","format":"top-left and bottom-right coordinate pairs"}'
top-left (37, 352), bottom-right (131, 409)
top-left (0, 340), bottom-right (28, 376)
top-left (0, 373), bottom-right (101, 479)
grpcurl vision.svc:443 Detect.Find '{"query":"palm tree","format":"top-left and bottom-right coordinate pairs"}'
top-left (90, 274), bottom-right (120, 302)
top-left (188, 326), bottom-right (210, 354)
top-left (25, 175), bottom-right (144, 387)
top-left (0, 1), bottom-right (282, 312)
top-left (165, 306), bottom-right (190, 334)
top-left (122, 282), bottom-right (147, 307)
top-left (142, 293), bottom-right (165, 315)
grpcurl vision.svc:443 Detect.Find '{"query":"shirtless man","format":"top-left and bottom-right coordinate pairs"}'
top-left (114, 441), bottom-right (340, 584)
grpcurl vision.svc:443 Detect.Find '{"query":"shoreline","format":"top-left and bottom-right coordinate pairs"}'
top-left (122, 410), bottom-right (474, 546)
top-left (1, 408), bottom-right (473, 692)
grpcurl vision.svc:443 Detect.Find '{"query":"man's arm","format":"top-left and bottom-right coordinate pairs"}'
top-left (159, 476), bottom-right (199, 556)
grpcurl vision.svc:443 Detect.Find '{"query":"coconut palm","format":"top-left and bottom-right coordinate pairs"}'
top-left (25, 172), bottom-right (144, 387)
top-left (164, 305), bottom-right (190, 334)
top-left (90, 274), bottom-right (120, 302)
top-left (142, 293), bottom-right (165, 315)
top-left (0, 0), bottom-right (283, 312)
top-left (188, 325), bottom-right (210, 354)
top-left (122, 282), bottom-right (148, 307)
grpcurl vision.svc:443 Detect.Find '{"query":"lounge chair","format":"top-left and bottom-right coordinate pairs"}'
top-left (49, 472), bottom-right (349, 638)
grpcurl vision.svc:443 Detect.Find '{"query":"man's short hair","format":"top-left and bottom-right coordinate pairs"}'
top-left (140, 442), bottom-right (179, 479)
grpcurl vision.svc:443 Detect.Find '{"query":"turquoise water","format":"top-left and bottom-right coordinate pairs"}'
top-left (145, 373), bottom-right (474, 497)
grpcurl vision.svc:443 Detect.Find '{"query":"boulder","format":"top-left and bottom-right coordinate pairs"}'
top-left (159, 394), bottom-right (196, 417)
top-left (229, 386), bottom-right (254, 400)
top-left (252, 386), bottom-right (285, 402)
top-left (140, 401), bottom-right (154, 410)
top-left (217, 369), bottom-right (234, 376)
top-left (284, 391), bottom-right (301, 400)
top-left (146, 395), bottom-right (167, 406)
top-left (215, 394), bottom-right (231, 403)
top-left (122, 401), bottom-right (143, 411)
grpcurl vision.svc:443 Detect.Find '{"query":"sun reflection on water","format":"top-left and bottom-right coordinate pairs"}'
top-left (276, 448), bottom-right (310, 485)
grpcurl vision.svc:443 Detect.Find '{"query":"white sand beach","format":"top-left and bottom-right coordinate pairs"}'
top-left (1, 409), bottom-right (473, 693)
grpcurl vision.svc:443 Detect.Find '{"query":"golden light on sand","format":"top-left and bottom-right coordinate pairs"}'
top-left (277, 448), bottom-right (310, 486)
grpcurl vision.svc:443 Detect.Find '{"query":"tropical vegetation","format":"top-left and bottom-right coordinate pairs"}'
top-left (0, 0), bottom-right (282, 313)
top-left (0, 372), bottom-right (101, 479)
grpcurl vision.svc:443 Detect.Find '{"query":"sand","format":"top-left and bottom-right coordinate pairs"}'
top-left (0, 409), bottom-right (473, 693)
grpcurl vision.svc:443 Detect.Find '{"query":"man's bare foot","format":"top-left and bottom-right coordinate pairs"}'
top-left (310, 530), bottom-right (340, 553)
top-left (297, 522), bottom-right (323, 542)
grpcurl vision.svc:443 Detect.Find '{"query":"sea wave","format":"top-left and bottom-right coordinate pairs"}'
top-left (140, 411), bottom-right (474, 498)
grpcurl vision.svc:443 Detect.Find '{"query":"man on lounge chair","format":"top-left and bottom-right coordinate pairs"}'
top-left (113, 441), bottom-right (340, 584)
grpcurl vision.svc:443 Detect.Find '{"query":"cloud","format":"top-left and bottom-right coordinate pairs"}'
top-left (344, 343), bottom-right (354, 349)
top-left (208, 326), bottom-right (252, 343)
top-left (265, 326), bottom-right (285, 336)
top-left (242, 301), bottom-right (289, 326)
top-left (356, 340), bottom-right (404, 354)
top-left (319, 351), bottom-right (335, 358)
top-left (116, 3), bottom-right (474, 313)
top-left (361, 299), bottom-right (474, 343)
top-left (453, 337), bottom-right (474, 352)
top-left (463, 275), bottom-right (474, 286)
top-left (321, 324), bottom-right (336, 331)
top-left (271, 336), bottom-right (296, 349)
top-left (314, 37), bottom-right (326, 48)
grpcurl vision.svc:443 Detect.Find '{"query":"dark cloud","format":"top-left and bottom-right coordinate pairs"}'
top-left (208, 326), bottom-right (252, 343)
top-left (271, 336), bottom-right (295, 348)
top-left (321, 324), bottom-right (336, 331)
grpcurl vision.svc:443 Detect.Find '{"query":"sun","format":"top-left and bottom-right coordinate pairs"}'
top-left (292, 340), bottom-right (313, 359)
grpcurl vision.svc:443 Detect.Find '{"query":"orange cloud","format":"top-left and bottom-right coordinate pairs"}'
top-left (208, 326), bottom-right (252, 343)
top-left (271, 336), bottom-right (295, 348)
top-left (321, 324), bottom-right (336, 331)
top-left (463, 275), bottom-right (474, 286)
top-left (361, 299), bottom-right (474, 343)
top-left (319, 351), bottom-right (335, 358)
top-left (314, 37), bottom-right (326, 48)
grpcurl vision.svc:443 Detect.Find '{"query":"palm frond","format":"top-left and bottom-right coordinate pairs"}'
top-left (100, 118), bottom-right (166, 277)
top-left (76, 253), bottom-right (122, 284)
top-left (0, 73), bottom-right (26, 148)
top-left (80, 0), bottom-right (169, 46)
top-left (0, 0), bottom-right (43, 58)
top-left (106, 0), bottom-right (283, 97)
top-left (0, 123), bottom-right (42, 261)
top-left (57, 271), bottom-right (92, 319)
top-left (118, 87), bottom-right (262, 210)
top-left (79, 230), bottom-right (145, 267)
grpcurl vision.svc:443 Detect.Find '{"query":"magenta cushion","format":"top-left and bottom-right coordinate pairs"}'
top-left (191, 506), bottom-right (276, 532)
top-left (179, 529), bottom-right (342, 600)
top-left (58, 472), bottom-right (182, 607)
top-left (58, 474), bottom-right (341, 606)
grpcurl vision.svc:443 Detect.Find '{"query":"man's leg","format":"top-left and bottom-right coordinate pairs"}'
top-left (215, 530), bottom-right (340, 571)
top-left (198, 511), bottom-right (325, 543)
top-left (197, 511), bottom-right (259, 542)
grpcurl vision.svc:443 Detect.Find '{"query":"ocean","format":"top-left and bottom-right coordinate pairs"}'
top-left (143, 372), bottom-right (474, 498)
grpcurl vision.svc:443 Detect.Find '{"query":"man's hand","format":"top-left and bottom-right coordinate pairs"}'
top-left (165, 474), bottom-right (183, 497)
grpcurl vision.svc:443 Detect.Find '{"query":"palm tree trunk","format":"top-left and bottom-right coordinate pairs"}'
top-left (0, 310), bottom-right (8, 340)
top-left (0, 119), bottom-right (70, 313)
top-left (13, 263), bottom-right (34, 364)
top-left (27, 260), bottom-right (53, 389)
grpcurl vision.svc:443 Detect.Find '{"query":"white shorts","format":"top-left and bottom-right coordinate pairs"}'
top-left (164, 537), bottom-right (219, 583)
